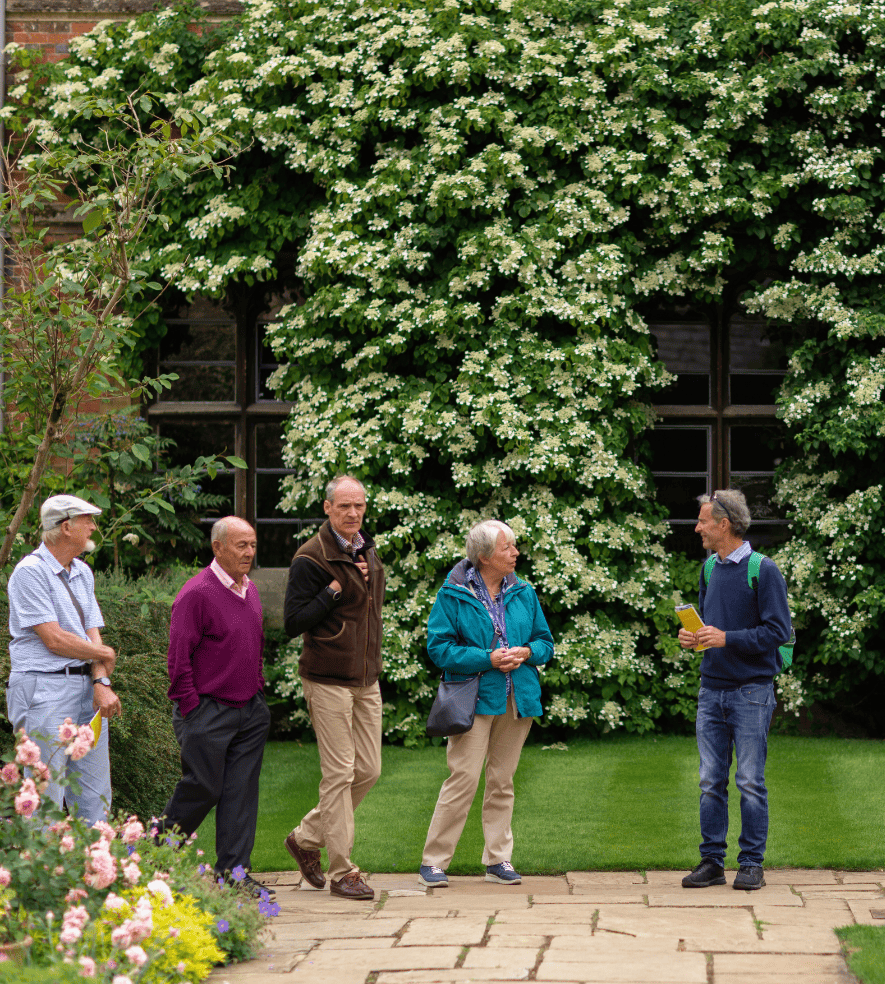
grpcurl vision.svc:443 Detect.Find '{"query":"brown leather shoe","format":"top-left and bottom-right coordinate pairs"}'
top-left (329, 871), bottom-right (374, 900)
top-left (284, 832), bottom-right (326, 889)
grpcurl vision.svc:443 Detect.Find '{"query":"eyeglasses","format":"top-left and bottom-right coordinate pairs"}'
top-left (709, 493), bottom-right (734, 523)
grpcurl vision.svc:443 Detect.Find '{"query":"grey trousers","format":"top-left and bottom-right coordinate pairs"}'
top-left (6, 671), bottom-right (112, 825)
top-left (160, 692), bottom-right (271, 874)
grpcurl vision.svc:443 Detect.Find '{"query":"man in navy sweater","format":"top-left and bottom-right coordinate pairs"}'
top-left (159, 517), bottom-right (273, 898)
top-left (678, 490), bottom-right (791, 892)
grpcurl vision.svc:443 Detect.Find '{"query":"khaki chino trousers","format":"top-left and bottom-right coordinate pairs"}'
top-left (422, 693), bottom-right (533, 869)
top-left (294, 678), bottom-right (382, 882)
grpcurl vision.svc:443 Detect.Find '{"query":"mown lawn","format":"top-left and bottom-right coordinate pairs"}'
top-left (190, 735), bottom-right (885, 875)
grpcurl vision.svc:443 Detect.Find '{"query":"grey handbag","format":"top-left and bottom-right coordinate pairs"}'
top-left (426, 673), bottom-right (481, 737)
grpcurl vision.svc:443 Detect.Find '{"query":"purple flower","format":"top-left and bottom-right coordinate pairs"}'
top-left (258, 900), bottom-right (280, 918)
top-left (231, 865), bottom-right (246, 882)
top-left (216, 920), bottom-right (230, 933)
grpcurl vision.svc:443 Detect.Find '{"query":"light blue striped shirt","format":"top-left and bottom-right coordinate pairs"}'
top-left (7, 542), bottom-right (104, 673)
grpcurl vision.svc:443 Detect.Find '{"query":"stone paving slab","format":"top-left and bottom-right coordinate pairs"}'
top-left (847, 899), bottom-right (885, 925)
top-left (399, 917), bottom-right (491, 946)
top-left (595, 904), bottom-right (759, 949)
top-left (540, 890), bottom-right (648, 904)
top-left (712, 953), bottom-right (856, 983)
top-left (648, 885), bottom-right (803, 906)
top-left (206, 873), bottom-right (869, 984)
top-left (839, 871), bottom-right (885, 884)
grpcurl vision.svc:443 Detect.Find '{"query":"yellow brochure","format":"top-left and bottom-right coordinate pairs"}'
top-left (675, 604), bottom-right (707, 652)
top-left (90, 708), bottom-right (102, 749)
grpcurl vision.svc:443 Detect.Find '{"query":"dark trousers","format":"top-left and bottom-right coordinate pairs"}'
top-left (161, 692), bottom-right (271, 873)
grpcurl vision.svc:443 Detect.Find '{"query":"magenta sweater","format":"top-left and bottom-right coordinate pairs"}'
top-left (166, 567), bottom-right (265, 717)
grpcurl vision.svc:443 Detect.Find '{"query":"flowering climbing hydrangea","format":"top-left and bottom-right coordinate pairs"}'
top-left (21, 0), bottom-right (885, 736)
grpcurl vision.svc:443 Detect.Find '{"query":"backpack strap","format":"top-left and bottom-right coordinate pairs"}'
top-left (747, 551), bottom-right (763, 591)
top-left (702, 554), bottom-right (716, 586)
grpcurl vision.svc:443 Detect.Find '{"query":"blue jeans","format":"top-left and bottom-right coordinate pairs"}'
top-left (696, 683), bottom-right (776, 867)
top-left (6, 671), bottom-right (112, 825)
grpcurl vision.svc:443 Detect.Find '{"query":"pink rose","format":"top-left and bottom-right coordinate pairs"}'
top-left (92, 821), bottom-right (116, 840)
top-left (110, 926), bottom-right (133, 949)
top-left (79, 956), bottom-right (96, 977)
top-left (32, 761), bottom-right (50, 792)
top-left (124, 946), bottom-right (147, 968)
top-left (0, 762), bottom-right (20, 785)
top-left (122, 863), bottom-right (140, 886)
top-left (14, 778), bottom-right (39, 818)
top-left (103, 893), bottom-right (125, 911)
top-left (60, 925), bottom-right (81, 944)
top-left (84, 848), bottom-right (117, 890)
top-left (57, 718), bottom-right (78, 743)
top-left (112, 976), bottom-right (134, 984)
top-left (65, 735), bottom-right (92, 761)
top-left (14, 735), bottom-right (41, 767)
top-left (176, 961), bottom-right (186, 973)
top-left (59, 835), bottom-right (75, 854)
top-left (120, 818), bottom-right (144, 845)
top-left (0, 867), bottom-right (10, 887)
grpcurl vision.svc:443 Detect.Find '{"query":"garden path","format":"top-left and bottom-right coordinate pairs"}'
top-left (208, 870), bottom-right (884, 984)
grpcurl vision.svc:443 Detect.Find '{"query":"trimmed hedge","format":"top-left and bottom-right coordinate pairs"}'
top-left (0, 568), bottom-right (197, 821)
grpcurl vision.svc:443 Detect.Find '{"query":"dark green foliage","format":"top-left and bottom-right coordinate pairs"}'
top-left (0, 568), bottom-right (198, 820)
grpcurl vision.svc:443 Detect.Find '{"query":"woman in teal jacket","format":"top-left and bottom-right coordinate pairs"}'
top-left (418, 520), bottom-right (554, 888)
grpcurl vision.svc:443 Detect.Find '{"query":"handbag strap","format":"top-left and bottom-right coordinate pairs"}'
top-left (56, 570), bottom-right (89, 632)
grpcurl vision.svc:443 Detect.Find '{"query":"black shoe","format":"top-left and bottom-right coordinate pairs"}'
top-left (217, 870), bottom-right (276, 898)
top-left (681, 859), bottom-right (726, 888)
top-left (733, 865), bottom-right (765, 890)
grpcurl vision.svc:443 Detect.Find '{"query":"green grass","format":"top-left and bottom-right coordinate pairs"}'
top-left (837, 927), bottom-right (885, 984)
top-left (189, 736), bottom-right (885, 874)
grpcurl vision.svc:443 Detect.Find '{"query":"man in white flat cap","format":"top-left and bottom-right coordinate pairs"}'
top-left (5, 494), bottom-right (121, 824)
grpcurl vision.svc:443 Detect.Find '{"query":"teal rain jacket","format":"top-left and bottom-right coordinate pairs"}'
top-left (427, 559), bottom-right (555, 718)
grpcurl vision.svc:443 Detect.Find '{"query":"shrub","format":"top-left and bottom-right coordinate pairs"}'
top-left (0, 567), bottom-right (198, 820)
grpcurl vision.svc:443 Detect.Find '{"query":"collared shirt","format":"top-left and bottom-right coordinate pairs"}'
top-left (465, 566), bottom-right (512, 695)
top-left (210, 558), bottom-right (251, 600)
top-left (715, 541), bottom-right (752, 566)
top-left (7, 541), bottom-right (104, 673)
top-left (331, 527), bottom-right (365, 555)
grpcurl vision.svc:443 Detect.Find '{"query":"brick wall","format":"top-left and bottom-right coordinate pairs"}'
top-left (5, 0), bottom-right (242, 64)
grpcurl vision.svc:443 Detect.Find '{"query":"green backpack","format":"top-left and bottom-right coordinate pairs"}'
top-left (702, 551), bottom-right (795, 671)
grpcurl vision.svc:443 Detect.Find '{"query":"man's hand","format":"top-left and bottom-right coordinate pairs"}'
top-left (93, 682), bottom-right (122, 719)
top-left (678, 628), bottom-right (698, 649)
top-left (355, 560), bottom-right (369, 582)
top-left (329, 579), bottom-right (342, 593)
top-left (695, 625), bottom-right (726, 649)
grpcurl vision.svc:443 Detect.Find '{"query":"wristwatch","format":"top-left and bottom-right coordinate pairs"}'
top-left (93, 676), bottom-right (112, 687)
top-left (325, 585), bottom-right (342, 601)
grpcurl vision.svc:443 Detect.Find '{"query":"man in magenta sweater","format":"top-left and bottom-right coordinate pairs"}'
top-left (159, 516), bottom-right (273, 898)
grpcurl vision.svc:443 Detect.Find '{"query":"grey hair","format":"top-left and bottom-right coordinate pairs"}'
top-left (698, 489), bottom-right (752, 537)
top-left (466, 520), bottom-right (516, 568)
top-left (325, 474), bottom-right (367, 504)
top-left (42, 525), bottom-right (64, 546)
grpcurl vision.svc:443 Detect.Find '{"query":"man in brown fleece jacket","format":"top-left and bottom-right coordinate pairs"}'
top-left (282, 475), bottom-right (385, 900)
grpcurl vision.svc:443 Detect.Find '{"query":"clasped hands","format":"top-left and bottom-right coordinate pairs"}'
top-left (678, 626), bottom-right (727, 650)
top-left (490, 646), bottom-right (531, 672)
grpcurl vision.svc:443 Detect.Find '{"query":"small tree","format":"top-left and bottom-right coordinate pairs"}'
top-left (0, 69), bottom-right (244, 570)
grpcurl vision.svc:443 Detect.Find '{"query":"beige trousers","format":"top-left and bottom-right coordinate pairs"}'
top-left (422, 694), bottom-right (533, 869)
top-left (294, 678), bottom-right (382, 881)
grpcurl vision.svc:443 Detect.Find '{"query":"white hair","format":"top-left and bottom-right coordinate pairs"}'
top-left (325, 474), bottom-right (367, 504)
top-left (466, 520), bottom-right (516, 568)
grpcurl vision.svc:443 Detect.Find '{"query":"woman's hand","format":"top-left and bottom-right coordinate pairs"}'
top-left (490, 646), bottom-right (530, 671)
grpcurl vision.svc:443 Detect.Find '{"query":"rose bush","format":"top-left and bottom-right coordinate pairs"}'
top-left (0, 728), bottom-right (272, 980)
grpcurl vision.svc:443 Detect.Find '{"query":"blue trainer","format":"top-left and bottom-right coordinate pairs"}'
top-left (418, 865), bottom-right (449, 887)
top-left (485, 861), bottom-right (521, 884)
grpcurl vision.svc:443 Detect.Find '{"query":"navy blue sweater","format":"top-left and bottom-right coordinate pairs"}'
top-left (698, 554), bottom-right (791, 690)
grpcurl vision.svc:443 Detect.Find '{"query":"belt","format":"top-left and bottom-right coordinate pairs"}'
top-left (46, 665), bottom-right (91, 676)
